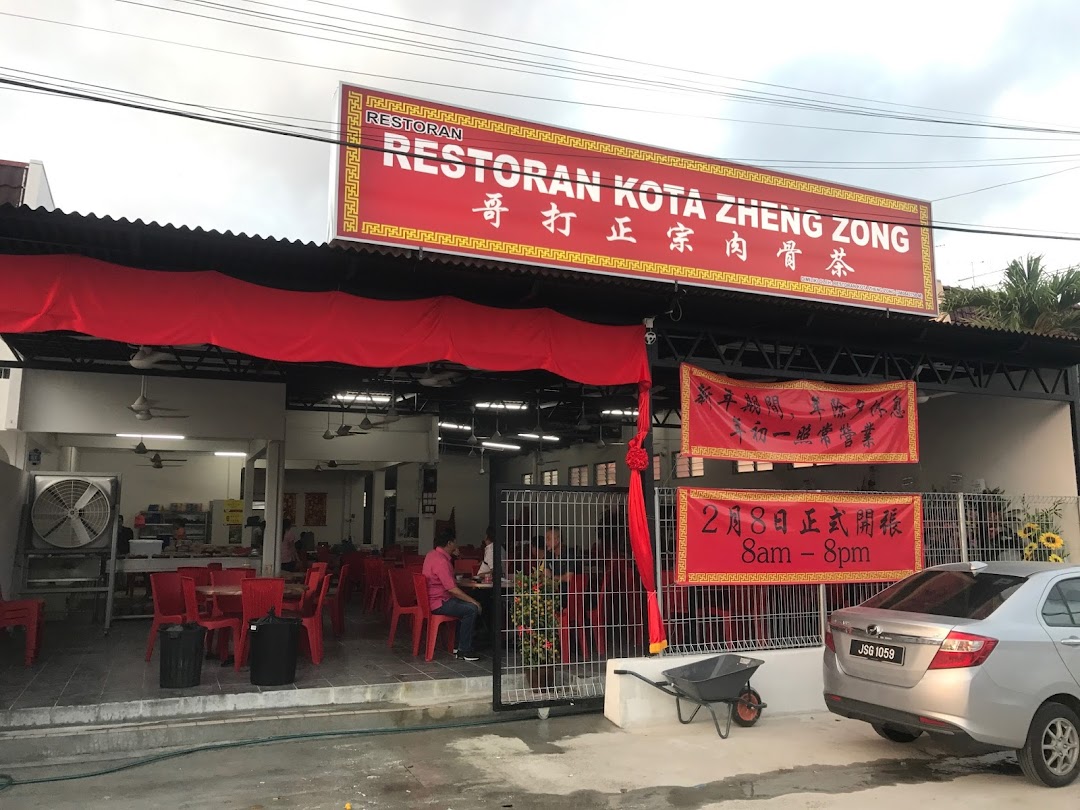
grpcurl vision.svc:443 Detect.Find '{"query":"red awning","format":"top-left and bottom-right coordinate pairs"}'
top-left (0, 254), bottom-right (650, 387)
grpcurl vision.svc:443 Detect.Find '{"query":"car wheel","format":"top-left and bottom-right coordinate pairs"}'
top-left (1019, 702), bottom-right (1080, 788)
top-left (872, 723), bottom-right (923, 743)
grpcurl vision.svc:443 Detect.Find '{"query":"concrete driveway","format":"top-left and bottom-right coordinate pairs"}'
top-left (3, 711), bottom-right (1078, 808)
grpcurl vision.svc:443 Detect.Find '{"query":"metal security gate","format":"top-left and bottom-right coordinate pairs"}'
top-left (492, 486), bottom-right (646, 710)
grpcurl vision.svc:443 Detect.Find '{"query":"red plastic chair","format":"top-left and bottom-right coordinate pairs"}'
top-left (331, 563), bottom-right (352, 637)
top-left (298, 575), bottom-right (332, 664)
top-left (145, 572), bottom-right (185, 661)
top-left (283, 568), bottom-right (321, 615)
top-left (0, 588), bottom-right (45, 666)
top-left (210, 568), bottom-right (254, 619)
top-left (180, 576), bottom-right (242, 670)
top-left (340, 553), bottom-right (366, 601)
top-left (454, 558), bottom-right (481, 577)
top-left (207, 562), bottom-right (224, 571)
top-left (558, 573), bottom-right (589, 663)
top-left (237, 578), bottom-right (285, 666)
top-left (659, 570), bottom-right (692, 648)
top-left (177, 566), bottom-right (213, 614)
top-left (387, 568), bottom-right (423, 651)
top-left (700, 586), bottom-right (770, 648)
top-left (411, 573), bottom-right (457, 661)
top-left (586, 562), bottom-right (640, 657)
top-left (363, 558), bottom-right (387, 614)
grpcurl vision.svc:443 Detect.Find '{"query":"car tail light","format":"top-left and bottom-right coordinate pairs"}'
top-left (928, 631), bottom-right (998, 669)
top-left (825, 626), bottom-right (836, 652)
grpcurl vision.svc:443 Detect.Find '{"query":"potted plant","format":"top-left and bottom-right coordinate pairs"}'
top-left (1017, 498), bottom-right (1070, 563)
top-left (510, 566), bottom-right (560, 689)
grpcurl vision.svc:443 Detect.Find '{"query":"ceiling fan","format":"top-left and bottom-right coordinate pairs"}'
top-left (129, 345), bottom-right (173, 370)
top-left (418, 364), bottom-right (468, 388)
top-left (140, 452), bottom-right (187, 469)
top-left (595, 424), bottom-right (628, 449)
top-left (323, 411), bottom-right (368, 440)
top-left (314, 460), bottom-right (364, 471)
top-left (131, 441), bottom-right (149, 455)
top-left (128, 377), bottom-right (188, 422)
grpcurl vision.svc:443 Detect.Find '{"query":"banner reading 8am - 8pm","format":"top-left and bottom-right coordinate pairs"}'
top-left (334, 85), bottom-right (937, 315)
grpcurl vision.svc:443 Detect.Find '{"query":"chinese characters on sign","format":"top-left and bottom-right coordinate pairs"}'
top-left (336, 87), bottom-right (937, 315)
top-left (680, 364), bottom-right (919, 464)
top-left (676, 489), bottom-right (922, 585)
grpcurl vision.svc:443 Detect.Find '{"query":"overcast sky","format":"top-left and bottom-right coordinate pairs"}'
top-left (2, 0), bottom-right (1079, 288)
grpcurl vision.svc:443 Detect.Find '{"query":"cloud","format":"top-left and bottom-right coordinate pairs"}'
top-left (1, 0), bottom-right (1078, 284)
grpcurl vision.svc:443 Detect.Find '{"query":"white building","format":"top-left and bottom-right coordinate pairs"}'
top-left (0, 158), bottom-right (55, 210)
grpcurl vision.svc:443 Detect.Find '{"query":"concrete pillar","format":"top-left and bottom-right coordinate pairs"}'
top-left (241, 455), bottom-right (257, 547)
top-left (262, 440), bottom-right (285, 575)
top-left (371, 469), bottom-right (386, 548)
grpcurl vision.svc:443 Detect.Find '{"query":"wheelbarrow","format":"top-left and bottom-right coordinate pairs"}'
top-left (615, 654), bottom-right (766, 739)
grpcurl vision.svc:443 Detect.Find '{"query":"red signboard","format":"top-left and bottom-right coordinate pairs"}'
top-left (676, 489), bottom-right (923, 585)
top-left (334, 85), bottom-right (937, 315)
top-left (680, 365), bottom-right (919, 464)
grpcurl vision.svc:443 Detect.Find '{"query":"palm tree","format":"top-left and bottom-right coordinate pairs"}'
top-left (942, 255), bottom-right (1080, 337)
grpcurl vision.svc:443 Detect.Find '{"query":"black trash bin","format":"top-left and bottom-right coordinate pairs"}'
top-left (159, 623), bottom-right (206, 689)
top-left (249, 609), bottom-right (300, 686)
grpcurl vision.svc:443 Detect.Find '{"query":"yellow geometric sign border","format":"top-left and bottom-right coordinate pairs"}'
top-left (339, 88), bottom-right (937, 314)
top-left (675, 488), bottom-right (924, 585)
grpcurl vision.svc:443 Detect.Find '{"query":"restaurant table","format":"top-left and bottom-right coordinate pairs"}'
top-left (196, 583), bottom-right (305, 599)
top-left (457, 577), bottom-right (513, 649)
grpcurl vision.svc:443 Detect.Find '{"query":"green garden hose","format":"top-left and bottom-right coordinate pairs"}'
top-left (0, 712), bottom-right (541, 793)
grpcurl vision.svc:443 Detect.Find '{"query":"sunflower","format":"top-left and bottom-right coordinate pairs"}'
top-left (1049, 554), bottom-right (1065, 564)
top-left (1024, 542), bottom-right (1038, 560)
top-left (1018, 523), bottom-right (1041, 540)
top-left (1040, 532), bottom-right (1064, 549)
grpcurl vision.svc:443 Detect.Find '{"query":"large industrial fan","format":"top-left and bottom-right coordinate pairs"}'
top-left (30, 476), bottom-right (116, 549)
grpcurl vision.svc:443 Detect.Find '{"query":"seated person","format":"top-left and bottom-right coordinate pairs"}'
top-left (476, 525), bottom-right (500, 578)
top-left (422, 531), bottom-right (482, 661)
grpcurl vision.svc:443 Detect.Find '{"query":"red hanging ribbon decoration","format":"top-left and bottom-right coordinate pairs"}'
top-left (626, 383), bottom-right (667, 654)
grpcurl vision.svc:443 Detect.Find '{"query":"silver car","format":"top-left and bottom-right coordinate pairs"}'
top-left (824, 561), bottom-right (1080, 787)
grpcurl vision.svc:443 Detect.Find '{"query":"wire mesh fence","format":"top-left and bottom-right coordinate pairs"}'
top-left (493, 487), bottom-right (646, 709)
top-left (491, 487), bottom-right (1079, 706)
top-left (655, 488), bottom-right (1080, 657)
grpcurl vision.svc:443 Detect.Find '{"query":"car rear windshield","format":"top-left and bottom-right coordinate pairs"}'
top-left (861, 570), bottom-right (1025, 620)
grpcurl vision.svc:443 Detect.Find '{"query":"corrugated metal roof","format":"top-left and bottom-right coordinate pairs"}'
top-left (2, 203), bottom-right (1079, 348)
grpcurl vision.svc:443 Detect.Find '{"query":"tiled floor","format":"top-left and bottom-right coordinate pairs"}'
top-left (0, 604), bottom-right (491, 712)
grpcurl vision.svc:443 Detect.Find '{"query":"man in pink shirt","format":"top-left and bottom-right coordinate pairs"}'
top-left (422, 532), bottom-right (482, 661)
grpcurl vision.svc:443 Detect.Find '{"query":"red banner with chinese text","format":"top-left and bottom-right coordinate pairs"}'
top-left (334, 85), bottom-right (937, 315)
top-left (676, 489), bottom-right (922, 585)
top-left (680, 365), bottom-right (919, 464)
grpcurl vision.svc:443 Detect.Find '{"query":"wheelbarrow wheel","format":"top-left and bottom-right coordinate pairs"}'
top-left (733, 688), bottom-right (762, 727)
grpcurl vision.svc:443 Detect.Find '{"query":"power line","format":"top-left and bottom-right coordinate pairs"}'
top-left (11, 64), bottom-right (1080, 175)
top-left (5, 11), bottom-right (1080, 145)
top-left (933, 164), bottom-right (1080, 202)
top-left (123, 0), bottom-right (1080, 139)
top-left (5, 73), bottom-right (1080, 244)
top-left (294, 0), bottom-right (1075, 132)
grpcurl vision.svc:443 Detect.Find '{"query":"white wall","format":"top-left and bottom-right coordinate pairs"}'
top-left (23, 160), bottom-right (55, 210)
top-left (281, 469), bottom-right (352, 545)
top-left (76, 450), bottom-right (244, 526)
top-left (436, 453), bottom-right (491, 547)
top-left (17, 370), bottom-right (286, 441)
top-left (917, 394), bottom-right (1077, 497)
top-left (0, 461), bottom-right (29, 599)
top-left (495, 393), bottom-right (1079, 498)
